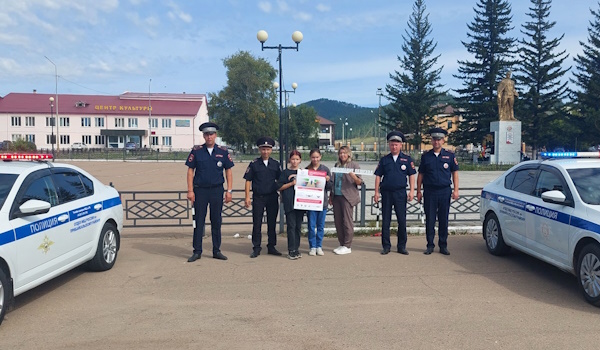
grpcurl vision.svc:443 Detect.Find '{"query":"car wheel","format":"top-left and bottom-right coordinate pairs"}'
top-left (0, 268), bottom-right (9, 326)
top-left (483, 213), bottom-right (510, 256)
top-left (576, 244), bottom-right (600, 306)
top-left (87, 222), bottom-right (119, 272)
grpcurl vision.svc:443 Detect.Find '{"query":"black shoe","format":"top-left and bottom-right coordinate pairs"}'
top-left (380, 248), bottom-right (390, 255)
top-left (439, 247), bottom-right (450, 255)
top-left (424, 247), bottom-right (434, 255)
top-left (267, 248), bottom-right (282, 256)
top-left (250, 251), bottom-right (260, 258)
top-left (213, 252), bottom-right (228, 260)
top-left (398, 247), bottom-right (409, 255)
top-left (187, 253), bottom-right (201, 262)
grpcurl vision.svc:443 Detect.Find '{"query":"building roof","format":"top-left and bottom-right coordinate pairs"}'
top-left (317, 115), bottom-right (335, 125)
top-left (0, 92), bottom-right (205, 116)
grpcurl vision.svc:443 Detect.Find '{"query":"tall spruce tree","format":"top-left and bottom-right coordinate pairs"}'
top-left (515, 0), bottom-right (570, 157)
top-left (452, 0), bottom-right (516, 146)
top-left (384, 0), bottom-right (443, 150)
top-left (572, 3), bottom-right (600, 147)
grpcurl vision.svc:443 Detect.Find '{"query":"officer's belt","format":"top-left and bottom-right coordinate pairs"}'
top-left (194, 184), bottom-right (222, 189)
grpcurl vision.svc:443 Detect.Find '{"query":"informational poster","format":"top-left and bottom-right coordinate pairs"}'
top-left (506, 126), bottom-right (514, 144)
top-left (294, 169), bottom-right (327, 211)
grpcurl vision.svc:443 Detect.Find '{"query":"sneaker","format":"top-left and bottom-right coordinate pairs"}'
top-left (316, 247), bottom-right (324, 256)
top-left (296, 251), bottom-right (302, 258)
top-left (333, 246), bottom-right (344, 253)
top-left (308, 248), bottom-right (317, 256)
top-left (336, 246), bottom-right (352, 255)
top-left (287, 252), bottom-right (298, 260)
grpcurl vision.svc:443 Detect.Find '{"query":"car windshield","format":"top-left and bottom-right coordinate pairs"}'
top-left (567, 168), bottom-right (600, 205)
top-left (0, 174), bottom-right (19, 210)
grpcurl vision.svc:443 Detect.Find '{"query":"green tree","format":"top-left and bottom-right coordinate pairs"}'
top-left (384, 0), bottom-right (443, 150)
top-left (572, 3), bottom-right (600, 147)
top-left (452, 0), bottom-right (516, 146)
top-left (515, 0), bottom-right (570, 156)
top-left (287, 105), bottom-right (319, 149)
top-left (208, 51), bottom-right (278, 153)
top-left (9, 139), bottom-right (36, 152)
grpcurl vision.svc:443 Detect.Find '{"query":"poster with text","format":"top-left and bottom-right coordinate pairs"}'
top-left (294, 169), bottom-right (327, 211)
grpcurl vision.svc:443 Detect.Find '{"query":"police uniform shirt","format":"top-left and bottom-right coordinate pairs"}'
top-left (185, 144), bottom-right (234, 187)
top-left (418, 148), bottom-right (459, 189)
top-left (374, 152), bottom-right (417, 191)
top-left (243, 157), bottom-right (282, 195)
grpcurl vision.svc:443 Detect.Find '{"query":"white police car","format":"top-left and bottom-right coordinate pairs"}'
top-left (480, 151), bottom-right (600, 306)
top-left (0, 154), bottom-right (123, 325)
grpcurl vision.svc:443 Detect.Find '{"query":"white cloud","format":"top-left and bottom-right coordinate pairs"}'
top-left (316, 4), bottom-right (330, 12)
top-left (0, 33), bottom-right (31, 47)
top-left (167, 1), bottom-right (193, 23)
top-left (258, 1), bottom-right (271, 13)
top-left (294, 11), bottom-right (311, 21)
top-left (277, 0), bottom-right (289, 12)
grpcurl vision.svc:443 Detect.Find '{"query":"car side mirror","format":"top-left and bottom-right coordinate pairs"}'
top-left (17, 199), bottom-right (52, 217)
top-left (541, 190), bottom-right (566, 205)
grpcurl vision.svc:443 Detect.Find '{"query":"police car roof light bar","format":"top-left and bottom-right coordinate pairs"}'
top-left (0, 153), bottom-right (54, 161)
top-left (540, 151), bottom-right (600, 159)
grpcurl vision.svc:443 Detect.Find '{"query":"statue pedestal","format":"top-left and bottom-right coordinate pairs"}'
top-left (490, 121), bottom-right (521, 165)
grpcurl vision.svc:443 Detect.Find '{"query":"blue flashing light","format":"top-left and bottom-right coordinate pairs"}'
top-left (540, 151), bottom-right (600, 159)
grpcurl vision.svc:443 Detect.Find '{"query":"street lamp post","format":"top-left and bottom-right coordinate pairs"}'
top-left (45, 56), bottom-right (59, 154)
top-left (257, 30), bottom-right (303, 168)
top-left (339, 117), bottom-right (348, 145)
top-left (49, 97), bottom-right (55, 162)
top-left (274, 81), bottom-right (297, 164)
top-left (376, 88), bottom-right (383, 158)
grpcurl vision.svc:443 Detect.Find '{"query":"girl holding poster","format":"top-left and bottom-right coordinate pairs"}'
top-left (305, 149), bottom-right (332, 256)
top-left (277, 150), bottom-right (305, 260)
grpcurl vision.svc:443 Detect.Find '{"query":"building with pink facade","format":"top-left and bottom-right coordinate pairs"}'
top-left (0, 91), bottom-right (209, 151)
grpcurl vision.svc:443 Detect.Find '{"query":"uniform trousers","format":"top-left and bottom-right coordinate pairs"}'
top-left (332, 195), bottom-right (355, 248)
top-left (423, 187), bottom-right (452, 249)
top-left (192, 186), bottom-right (223, 255)
top-left (251, 193), bottom-right (279, 252)
top-left (381, 189), bottom-right (407, 251)
top-left (285, 210), bottom-right (304, 253)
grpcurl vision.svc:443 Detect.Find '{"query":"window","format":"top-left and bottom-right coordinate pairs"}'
top-left (52, 169), bottom-right (92, 203)
top-left (19, 174), bottom-right (59, 207)
top-left (128, 118), bottom-right (138, 128)
top-left (60, 117), bottom-right (70, 127)
top-left (60, 135), bottom-right (70, 145)
top-left (11, 116), bottom-right (21, 126)
top-left (0, 174), bottom-right (18, 211)
top-left (95, 117), bottom-right (105, 127)
top-left (115, 118), bottom-right (124, 128)
top-left (149, 118), bottom-right (158, 128)
top-left (568, 168), bottom-right (600, 205)
top-left (95, 135), bottom-right (105, 145)
top-left (150, 136), bottom-right (159, 146)
top-left (162, 119), bottom-right (171, 128)
top-left (82, 135), bottom-right (92, 144)
top-left (25, 116), bottom-right (35, 127)
top-left (47, 134), bottom-right (56, 145)
top-left (162, 136), bottom-right (172, 146)
top-left (533, 170), bottom-right (564, 198)
top-left (46, 117), bottom-right (56, 127)
top-left (12, 134), bottom-right (22, 141)
top-left (505, 168), bottom-right (536, 195)
top-left (25, 134), bottom-right (35, 143)
top-left (81, 117), bottom-right (91, 127)
top-left (447, 121), bottom-right (453, 129)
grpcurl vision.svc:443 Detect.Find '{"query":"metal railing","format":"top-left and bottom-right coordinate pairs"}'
top-left (120, 187), bottom-right (482, 228)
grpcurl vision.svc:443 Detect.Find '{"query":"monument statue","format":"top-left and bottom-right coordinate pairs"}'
top-left (497, 71), bottom-right (518, 121)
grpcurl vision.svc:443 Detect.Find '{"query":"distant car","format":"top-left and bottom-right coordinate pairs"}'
top-left (71, 142), bottom-right (87, 150)
top-left (0, 153), bottom-right (123, 325)
top-left (480, 151), bottom-right (600, 306)
top-left (125, 142), bottom-right (137, 150)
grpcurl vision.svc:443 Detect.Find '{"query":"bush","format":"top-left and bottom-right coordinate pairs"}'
top-left (9, 139), bottom-right (37, 152)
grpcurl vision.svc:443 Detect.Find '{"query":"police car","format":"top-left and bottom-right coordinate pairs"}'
top-left (480, 151), bottom-right (600, 306)
top-left (0, 154), bottom-right (123, 325)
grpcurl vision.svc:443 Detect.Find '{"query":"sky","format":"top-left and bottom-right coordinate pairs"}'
top-left (0, 0), bottom-right (596, 108)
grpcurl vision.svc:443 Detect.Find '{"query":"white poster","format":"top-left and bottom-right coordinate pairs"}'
top-left (506, 126), bottom-right (514, 144)
top-left (294, 169), bottom-right (326, 211)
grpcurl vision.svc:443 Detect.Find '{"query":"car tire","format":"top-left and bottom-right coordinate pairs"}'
top-left (0, 268), bottom-right (9, 326)
top-left (576, 243), bottom-right (600, 306)
top-left (87, 222), bottom-right (119, 272)
top-left (483, 213), bottom-right (511, 256)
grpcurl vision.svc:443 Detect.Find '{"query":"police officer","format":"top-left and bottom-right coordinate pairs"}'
top-left (374, 131), bottom-right (416, 255)
top-left (244, 137), bottom-right (282, 258)
top-left (185, 122), bottom-right (234, 262)
top-left (416, 127), bottom-right (459, 255)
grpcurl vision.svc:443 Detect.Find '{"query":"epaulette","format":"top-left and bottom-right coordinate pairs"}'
top-left (445, 148), bottom-right (455, 154)
top-left (219, 145), bottom-right (228, 150)
top-left (192, 145), bottom-right (203, 150)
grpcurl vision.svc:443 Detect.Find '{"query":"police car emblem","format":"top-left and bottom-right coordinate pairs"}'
top-left (443, 163), bottom-right (449, 169)
top-left (217, 161), bottom-right (223, 167)
top-left (401, 164), bottom-right (406, 170)
top-left (38, 235), bottom-right (54, 254)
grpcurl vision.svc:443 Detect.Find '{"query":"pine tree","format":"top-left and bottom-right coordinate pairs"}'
top-left (515, 0), bottom-right (570, 157)
top-left (572, 3), bottom-right (600, 147)
top-left (452, 0), bottom-right (515, 146)
top-left (384, 0), bottom-right (443, 150)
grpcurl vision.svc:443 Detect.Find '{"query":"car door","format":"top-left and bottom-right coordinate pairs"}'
top-left (526, 167), bottom-right (573, 266)
top-left (9, 169), bottom-right (67, 290)
top-left (499, 166), bottom-right (538, 248)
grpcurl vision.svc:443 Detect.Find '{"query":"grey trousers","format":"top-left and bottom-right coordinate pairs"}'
top-left (332, 195), bottom-right (355, 248)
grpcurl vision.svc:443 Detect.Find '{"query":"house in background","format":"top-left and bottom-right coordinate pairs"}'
top-left (316, 115), bottom-right (335, 147)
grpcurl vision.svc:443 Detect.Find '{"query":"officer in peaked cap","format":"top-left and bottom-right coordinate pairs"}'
top-left (185, 121), bottom-right (234, 263)
top-left (374, 130), bottom-right (416, 255)
top-left (244, 136), bottom-right (282, 258)
top-left (416, 127), bottom-right (459, 256)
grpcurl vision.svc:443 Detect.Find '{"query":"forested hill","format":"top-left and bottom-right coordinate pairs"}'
top-left (301, 98), bottom-right (377, 139)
